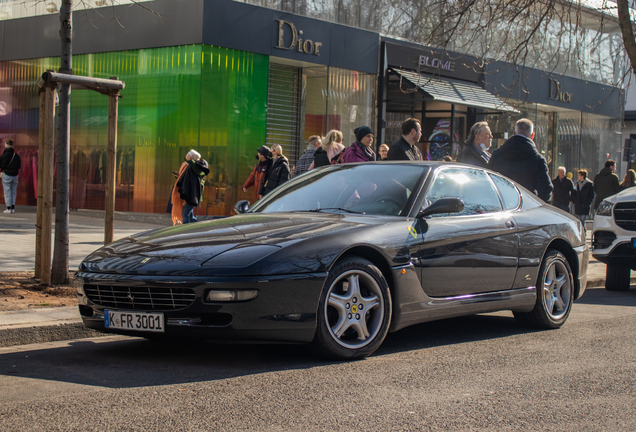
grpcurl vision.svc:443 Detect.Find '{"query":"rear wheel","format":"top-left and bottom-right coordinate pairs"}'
top-left (605, 263), bottom-right (631, 291)
top-left (310, 256), bottom-right (391, 360)
top-left (514, 249), bottom-right (573, 329)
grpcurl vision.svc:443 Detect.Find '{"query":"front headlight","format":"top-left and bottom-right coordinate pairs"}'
top-left (596, 201), bottom-right (614, 217)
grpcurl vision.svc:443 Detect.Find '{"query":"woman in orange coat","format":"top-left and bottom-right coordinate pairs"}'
top-left (242, 146), bottom-right (272, 201)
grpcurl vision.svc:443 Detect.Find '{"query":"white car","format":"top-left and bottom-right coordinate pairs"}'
top-left (592, 187), bottom-right (636, 291)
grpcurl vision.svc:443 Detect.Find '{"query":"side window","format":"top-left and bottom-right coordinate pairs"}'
top-left (425, 168), bottom-right (503, 216)
top-left (489, 173), bottom-right (521, 211)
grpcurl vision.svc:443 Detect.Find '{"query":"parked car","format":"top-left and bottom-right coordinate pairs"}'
top-left (76, 162), bottom-right (588, 360)
top-left (592, 187), bottom-right (636, 291)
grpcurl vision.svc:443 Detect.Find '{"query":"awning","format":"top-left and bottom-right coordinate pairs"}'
top-left (392, 69), bottom-right (519, 113)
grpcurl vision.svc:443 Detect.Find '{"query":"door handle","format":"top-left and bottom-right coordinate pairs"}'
top-left (505, 220), bottom-right (515, 228)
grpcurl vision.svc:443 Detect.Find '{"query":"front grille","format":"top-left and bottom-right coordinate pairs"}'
top-left (84, 284), bottom-right (196, 310)
top-left (592, 231), bottom-right (616, 250)
top-left (614, 202), bottom-right (636, 231)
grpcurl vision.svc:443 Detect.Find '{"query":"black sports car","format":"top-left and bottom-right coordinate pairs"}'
top-left (76, 162), bottom-right (589, 360)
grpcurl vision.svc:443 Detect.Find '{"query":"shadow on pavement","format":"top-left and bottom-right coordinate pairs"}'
top-left (0, 313), bottom-right (534, 389)
top-left (574, 284), bottom-right (636, 307)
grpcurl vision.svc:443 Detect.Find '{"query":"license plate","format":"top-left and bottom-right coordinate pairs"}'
top-left (104, 310), bottom-right (165, 333)
top-left (632, 238), bottom-right (636, 248)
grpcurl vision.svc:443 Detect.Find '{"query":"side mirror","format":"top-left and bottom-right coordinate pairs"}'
top-left (418, 198), bottom-right (464, 218)
top-left (234, 200), bottom-right (250, 214)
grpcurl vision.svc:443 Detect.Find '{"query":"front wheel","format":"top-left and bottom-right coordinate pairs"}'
top-left (514, 249), bottom-right (574, 329)
top-left (310, 256), bottom-right (392, 360)
top-left (605, 263), bottom-right (631, 291)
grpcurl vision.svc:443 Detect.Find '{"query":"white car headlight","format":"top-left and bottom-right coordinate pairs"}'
top-left (596, 201), bottom-right (614, 217)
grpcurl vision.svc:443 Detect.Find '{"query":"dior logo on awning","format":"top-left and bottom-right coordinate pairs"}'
top-left (548, 78), bottom-right (572, 103)
top-left (275, 19), bottom-right (323, 56)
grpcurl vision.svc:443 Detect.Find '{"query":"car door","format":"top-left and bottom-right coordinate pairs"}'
top-left (415, 167), bottom-right (520, 297)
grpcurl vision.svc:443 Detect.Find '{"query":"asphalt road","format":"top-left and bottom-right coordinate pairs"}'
top-left (0, 284), bottom-right (635, 431)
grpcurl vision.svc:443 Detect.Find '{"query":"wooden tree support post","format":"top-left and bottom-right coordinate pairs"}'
top-left (35, 90), bottom-right (46, 279)
top-left (105, 86), bottom-right (120, 245)
top-left (40, 86), bottom-right (56, 286)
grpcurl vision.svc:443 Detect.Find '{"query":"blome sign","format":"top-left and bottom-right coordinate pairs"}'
top-left (275, 19), bottom-right (323, 55)
top-left (418, 54), bottom-right (455, 72)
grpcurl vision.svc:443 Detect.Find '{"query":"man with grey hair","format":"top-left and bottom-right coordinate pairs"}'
top-left (551, 166), bottom-right (573, 212)
top-left (294, 135), bottom-right (322, 177)
top-left (457, 121), bottom-right (492, 168)
top-left (488, 118), bottom-right (553, 202)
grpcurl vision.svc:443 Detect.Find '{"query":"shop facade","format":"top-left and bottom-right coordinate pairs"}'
top-left (376, 39), bottom-right (624, 180)
top-left (0, 0), bottom-right (378, 215)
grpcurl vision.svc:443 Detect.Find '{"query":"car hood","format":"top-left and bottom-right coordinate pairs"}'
top-left (79, 213), bottom-right (374, 276)
top-left (605, 187), bottom-right (636, 203)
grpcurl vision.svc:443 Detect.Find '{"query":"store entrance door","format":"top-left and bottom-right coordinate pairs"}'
top-left (266, 63), bottom-right (302, 165)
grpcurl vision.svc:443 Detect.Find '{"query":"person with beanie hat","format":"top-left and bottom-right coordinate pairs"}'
top-left (341, 126), bottom-right (376, 163)
top-left (0, 139), bottom-right (21, 213)
top-left (243, 145), bottom-right (272, 201)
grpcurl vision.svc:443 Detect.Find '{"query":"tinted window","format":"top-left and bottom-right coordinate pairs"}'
top-left (489, 173), bottom-right (520, 210)
top-left (250, 164), bottom-right (428, 216)
top-left (425, 167), bottom-right (503, 216)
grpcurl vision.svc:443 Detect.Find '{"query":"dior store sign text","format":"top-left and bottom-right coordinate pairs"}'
top-left (275, 19), bottom-right (323, 55)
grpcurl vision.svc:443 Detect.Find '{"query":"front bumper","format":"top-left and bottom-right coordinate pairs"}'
top-left (75, 271), bottom-right (328, 343)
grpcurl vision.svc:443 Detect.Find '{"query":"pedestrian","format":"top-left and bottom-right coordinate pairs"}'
top-left (593, 159), bottom-right (620, 209)
top-left (442, 155), bottom-right (453, 162)
top-left (0, 139), bottom-right (21, 214)
top-left (551, 166), bottom-right (574, 212)
top-left (175, 149), bottom-right (210, 224)
top-left (242, 145), bottom-right (272, 200)
top-left (488, 118), bottom-right (553, 202)
top-left (341, 125), bottom-right (376, 163)
top-left (387, 118), bottom-right (423, 161)
top-left (572, 169), bottom-right (594, 227)
top-left (378, 144), bottom-right (390, 161)
top-left (619, 169), bottom-right (636, 191)
top-left (259, 144), bottom-right (291, 196)
top-left (457, 122), bottom-right (492, 168)
top-left (294, 136), bottom-right (322, 177)
top-left (311, 129), bottom-right (345, 169)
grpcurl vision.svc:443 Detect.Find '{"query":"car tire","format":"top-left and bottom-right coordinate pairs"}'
top-left (310, 256), bottom-right (392, 360)
top-left (513, 249), bottom-right (574, 329)
top-left (605, 263), bottom-right (631, 291)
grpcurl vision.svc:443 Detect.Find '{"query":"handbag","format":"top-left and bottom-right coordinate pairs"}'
top-left (0, 152), bottom-right (16, 179)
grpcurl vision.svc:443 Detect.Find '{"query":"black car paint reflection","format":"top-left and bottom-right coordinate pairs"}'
top-left (76, 162), bottom-right (588, 360)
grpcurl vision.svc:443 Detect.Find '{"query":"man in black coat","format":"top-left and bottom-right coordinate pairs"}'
top-left (593, 159), bottom-right (620, 209)
top-left (488, 118), bottom-right (553, 202)
top-left (572, 169), bottom-right (594, 227)
top-left (457, 121), bottom-right (492, 168)
top-left (387, 118), bottom-right (423, 161)
top-left (551, 166), bottom-right (574, 212)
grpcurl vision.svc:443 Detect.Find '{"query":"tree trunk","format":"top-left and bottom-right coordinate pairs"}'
top-left (51, 0), bottom-right (72, 285)
top-left (616, 0), bottom-right (636, 76)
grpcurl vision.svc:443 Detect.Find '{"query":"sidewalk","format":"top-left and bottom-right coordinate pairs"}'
top-left (0, 207), bottom-right (172, 346)
top-left (0, 210), bottom-right (627, 348)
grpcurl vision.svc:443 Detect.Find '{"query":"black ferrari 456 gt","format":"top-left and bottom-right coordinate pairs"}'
top-left (76, 162), bottom-right (588, 360)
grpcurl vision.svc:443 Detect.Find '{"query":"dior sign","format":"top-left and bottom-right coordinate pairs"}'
top-left (548, 78), bottom-right (572, 103)
top-left (275, 19), bottom-right (323, 56)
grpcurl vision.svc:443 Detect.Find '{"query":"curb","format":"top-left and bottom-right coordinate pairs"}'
top-left (0, 322), bottom-right (108, 348)
top-left (586, 276), bottom-right (636, 289)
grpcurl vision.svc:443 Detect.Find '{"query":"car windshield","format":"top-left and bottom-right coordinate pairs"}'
top-left (250, 164), bottom-right (428, 216)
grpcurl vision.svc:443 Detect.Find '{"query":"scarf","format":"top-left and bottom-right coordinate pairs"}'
top-left (355, 141), bottom-right (376, 161)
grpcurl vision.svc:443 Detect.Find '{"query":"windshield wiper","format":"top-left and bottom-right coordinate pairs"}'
top-left (305, 207), bottom-right (365, 214)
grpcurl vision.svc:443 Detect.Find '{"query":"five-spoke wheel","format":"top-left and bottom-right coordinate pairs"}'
top-left (514, 249), bottom-right (574, 329)
top-left (311, 256), bottom-right (391, 360)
